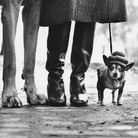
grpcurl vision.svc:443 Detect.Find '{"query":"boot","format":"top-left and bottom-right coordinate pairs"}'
top-left (70, 22), bottom-right (96, 106)
top-left (70, 74), bottom-right (88, 106)
top-left (46, 22), bottom-right (71, 106)
top-left (47, 75), bottom-right (66, 106)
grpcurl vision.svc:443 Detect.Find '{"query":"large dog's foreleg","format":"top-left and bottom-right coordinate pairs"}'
top-left (2, 0), bottom-right (23, 107)
top-left (22, 0), bottom-right (47, 105)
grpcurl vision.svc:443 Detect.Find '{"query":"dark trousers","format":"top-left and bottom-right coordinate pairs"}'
top-left (46, 21), bottom-right (96, 82)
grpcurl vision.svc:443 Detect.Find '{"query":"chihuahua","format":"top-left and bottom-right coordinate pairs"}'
top-left (97, 51), bottom-right (134, 106)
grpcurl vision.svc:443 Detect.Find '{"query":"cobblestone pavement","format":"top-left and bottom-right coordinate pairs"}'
top-left (0, 57), bottom-right (138, 138)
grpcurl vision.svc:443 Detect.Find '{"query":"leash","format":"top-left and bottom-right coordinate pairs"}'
top-left (108, 0), bottom-right (113, 54)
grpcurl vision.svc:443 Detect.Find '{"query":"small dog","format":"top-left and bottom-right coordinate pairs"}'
top-left (97, 51), bottom-right (134, 106)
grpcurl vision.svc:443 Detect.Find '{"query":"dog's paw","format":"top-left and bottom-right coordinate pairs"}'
top-left (100, 102), bottom-right (105, 106)
top-left (97, 101), bottom-right (100, 104)
top-left (35, 93), bottom-right (47, 105)
top-left (2, 96), bottom-right (22, 108)
top-left (24, 87), bottom-right (47, 105)
top-left (112, 101), bottom-right (116, 105)
top-left (2, 88), bottom-right (22, 108)
top-left (23, 84), bottom-right (47, 105)
top-left (26, 92), bottom-right (47, 105)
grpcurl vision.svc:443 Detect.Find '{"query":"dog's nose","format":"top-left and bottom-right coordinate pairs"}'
top-left (113, 73), bottom-right (118, 78)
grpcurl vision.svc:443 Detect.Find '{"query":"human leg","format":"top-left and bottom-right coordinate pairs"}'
top-left (70, 22), bottom-right (96, 106)
top-left (46, 22), bottom-right (71, 106)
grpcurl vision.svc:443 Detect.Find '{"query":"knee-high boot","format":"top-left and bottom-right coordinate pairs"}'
top-left (70, 22), bottom-right (96, 106)
top-left (46, 22), bottom-right (71, 106)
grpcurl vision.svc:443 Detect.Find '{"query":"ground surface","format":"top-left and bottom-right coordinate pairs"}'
top-left (0, 56), bottom-right (138, 138)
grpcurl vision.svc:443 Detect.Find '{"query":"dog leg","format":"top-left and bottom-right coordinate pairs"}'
top-left (97, 80), bottom-right (101, 104)
top-left (98, 85), bottom-right (105, 106)
top-left (100, 88), bottom-right (105, 106)
top-left (96, 76), bottom-right (105, 106)
top-left (2, 0), bottom-right (23, 108)
top-left (22, 0), bottom-right (47, 105)
top-left (117, 83), bottom-right (125, 106)
top-left (112, 90), bottom-right (116, 105)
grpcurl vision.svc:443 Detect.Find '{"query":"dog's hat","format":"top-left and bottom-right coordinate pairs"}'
top-left (108, 51), bottom-right (128, 67)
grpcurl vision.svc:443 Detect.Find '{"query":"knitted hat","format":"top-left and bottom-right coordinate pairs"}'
top-left (108, 51), bottom-right (128, 67)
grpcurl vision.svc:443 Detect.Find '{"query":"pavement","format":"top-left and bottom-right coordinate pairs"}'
top-left (0, 56), bottom-right (138, 138)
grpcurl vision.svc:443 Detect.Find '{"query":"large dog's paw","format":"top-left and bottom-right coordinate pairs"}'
top-left (35, 93), bottom-right (47, 104)
top-left (24, 87), bottom-right (47, 105)
top-left (2, 91), bottom-right (22, 108)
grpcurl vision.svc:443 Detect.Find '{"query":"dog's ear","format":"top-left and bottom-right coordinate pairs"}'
top-left (103, 55), bottom-right (110, 66)
top-left (124, 62), bottom-right (134, 71)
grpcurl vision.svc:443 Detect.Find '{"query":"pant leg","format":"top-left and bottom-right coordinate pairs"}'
top-left (71, 22), bottom-right (96, 81)
top-left (46, 22), bottom-right (71, 105)
top-left (70, 22), bottom-right (96, 106)
top-left (46, 21), bottom-right (71, 80)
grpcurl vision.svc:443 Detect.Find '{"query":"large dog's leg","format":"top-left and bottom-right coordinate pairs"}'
top-left (2, 0), bottom-right (23, 107)
top-left (22, 0), bottom-right (47, 105)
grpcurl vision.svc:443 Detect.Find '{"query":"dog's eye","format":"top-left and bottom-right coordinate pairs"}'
top-left (118, 68), bottom-right (123, 72)
top-left (109, 66), bottom-right (114, 71)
